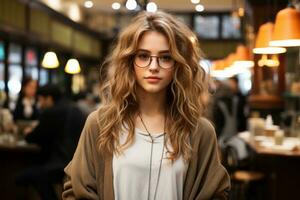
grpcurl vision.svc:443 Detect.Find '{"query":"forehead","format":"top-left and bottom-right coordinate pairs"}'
top-left (137, 31), bottom-right (169, 52)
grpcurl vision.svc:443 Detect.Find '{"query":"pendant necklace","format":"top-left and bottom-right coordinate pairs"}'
top-left (139, 113), bottom-right (165, 200)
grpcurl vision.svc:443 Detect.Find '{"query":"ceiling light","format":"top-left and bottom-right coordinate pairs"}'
top-left (126, 0), bottom-right (137, 10)
top-left (42, 51), bottom-right (59, 69)
top-left (191, 0), bottom-right (200, 4)
top-left (112, 2), bottom-right (121, 10)
top-left (65, 58), bottom-right (81, 74)
top-left (270, 7), bottom-right (300, 47)
top-left (253, 22), bottom-right (286, 54)
top-left (234, 45), bottom-right (254, 68)
top-left (84, 0), bottom-right (93, 8)
top-left (146, 2), bottom-right (157, 12)
top-left (68, 3), bottom-right (81, 22)
top-left (195, 4), bottom-right (204, 12)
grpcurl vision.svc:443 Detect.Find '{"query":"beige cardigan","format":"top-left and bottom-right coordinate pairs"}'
top-left (63, 111), bottom-right (230, 200)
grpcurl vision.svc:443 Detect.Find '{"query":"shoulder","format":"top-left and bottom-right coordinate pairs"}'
top-left (83, 110), bottom-right (100, 131)
top-left (191, 117), bottom-right (217, 145)
top-left (85, 110), bottom-right (99, 127)
top-left (197, 117), bottom-right (216, 137)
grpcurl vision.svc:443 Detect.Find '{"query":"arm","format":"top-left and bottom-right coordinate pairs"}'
top-left (184, 118), bottom-right (230, 200)
top-left (62, 112), bottom-right (101, 200)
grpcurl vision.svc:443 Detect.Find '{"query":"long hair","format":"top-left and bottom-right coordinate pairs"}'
top-left (97, 11), bottom-right (208, 161)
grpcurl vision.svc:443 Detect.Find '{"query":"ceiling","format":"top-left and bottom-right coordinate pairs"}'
top-left (61, 0), bottom-right (236, 13)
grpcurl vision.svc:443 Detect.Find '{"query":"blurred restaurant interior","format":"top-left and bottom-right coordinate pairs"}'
top-left (1, 0), bottom-right (300, 199)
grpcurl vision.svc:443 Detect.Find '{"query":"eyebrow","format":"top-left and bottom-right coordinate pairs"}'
top-left (137, 49), bottom-right (171, 54)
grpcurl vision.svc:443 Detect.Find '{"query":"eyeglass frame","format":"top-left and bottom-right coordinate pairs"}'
top-left (133, 53), bottom-right (176, 69)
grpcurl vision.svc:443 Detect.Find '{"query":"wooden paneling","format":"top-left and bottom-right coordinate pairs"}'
top-left (29, 8), bottom-right (50, 39)
top-left (51, 21), bottom-right (72, 48)
top-left (0, 0), bottom-right (25, 30)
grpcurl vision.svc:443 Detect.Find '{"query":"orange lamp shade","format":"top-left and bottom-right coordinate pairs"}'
top-left (236, 45), bottom-right (252, 60)
top-left (234, 45), bottom-right (254, 68)
top-left (253, 22), bottom-right (286, 54)
top-left (225, 53), bottom-right (237, 67)
top-left (270, 7), bottom-right (300, 47)
top-left (212, 60), bottom-right (226, 70)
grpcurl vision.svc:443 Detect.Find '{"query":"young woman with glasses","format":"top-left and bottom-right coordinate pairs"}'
top-left (63, 11), bottom-right (230, 200)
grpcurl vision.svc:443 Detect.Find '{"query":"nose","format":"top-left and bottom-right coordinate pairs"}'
top-left (148, 56), bottom-right (160, 71)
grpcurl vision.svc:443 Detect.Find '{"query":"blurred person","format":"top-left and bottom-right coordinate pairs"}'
top-left (212, 76), bottom-right (247, 148)
top-left (63, 11), bottom-right (230, 200)
top-left (73, 91), bottom-right (98, 115)
top-left (13, 77), bottom-right (39, 121)
top-left (227, 76), bottom-right (247, 132)
top-left (16, 84), bottom-right (87, 200)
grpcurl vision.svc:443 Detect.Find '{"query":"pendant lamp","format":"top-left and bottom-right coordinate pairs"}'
top-left (65, 58), bottom-right (81, 74)
top-left (270, 7), bottom-right (300, 47)
top-left (253, 22), bottom-right (286, 54)
top-left (41, 51), bottom-right (59, 69)
top-left (225, 53), bottom-right (237, 67)
top-left (233, 45), bottom-right (254, 68)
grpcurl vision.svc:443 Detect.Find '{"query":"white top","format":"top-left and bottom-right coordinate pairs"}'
top-left (113, 128), bottom-right (188, 200)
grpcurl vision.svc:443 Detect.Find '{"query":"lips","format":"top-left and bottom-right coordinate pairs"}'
top-left (145, 76), bottom-right (161, 83)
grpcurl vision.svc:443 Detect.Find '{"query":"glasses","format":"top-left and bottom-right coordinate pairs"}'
top-left (134, 52), bottom-right (175, 69)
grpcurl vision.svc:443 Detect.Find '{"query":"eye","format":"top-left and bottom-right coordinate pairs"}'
top-left (136, 53), bottom-right (150, 61)
top-left (159, 55), bottom-right (173, 62)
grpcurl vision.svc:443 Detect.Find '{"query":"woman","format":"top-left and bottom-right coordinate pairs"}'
top-left (13, 76), bottom-right (38, 121)
top-left (63, 11), bottom-right (230, 200)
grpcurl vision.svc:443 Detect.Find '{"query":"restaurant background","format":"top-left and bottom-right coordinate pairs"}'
top-left (1, 0), bottom-right (300, 200)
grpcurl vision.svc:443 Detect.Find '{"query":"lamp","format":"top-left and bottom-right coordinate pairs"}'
top-left (253, 22), bottom-right (286, 54)
top-left (64, 58), bottom-right (81, 74)
top-left (270, 7), bottom-right (300, 47)
top-left (112, 0), bottom-right (158, 12)
top-left (233, 45), bottom-right (254, 68)
top-left (41, 51), bottom-right (59, 69)
top-left (258, 54), bottom-right (280, 67)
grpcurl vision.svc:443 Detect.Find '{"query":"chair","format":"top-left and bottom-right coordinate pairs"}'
top-left (222, 139), bottom-right (266, 200)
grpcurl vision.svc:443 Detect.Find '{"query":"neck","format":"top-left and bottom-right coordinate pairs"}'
top-left (137, 88), bottom-right (167, 116)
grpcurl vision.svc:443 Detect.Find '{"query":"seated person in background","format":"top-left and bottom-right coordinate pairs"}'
top-left (13, 77), bottom-right (39, 121)
top-left (16, 84), bottom-right (87, 200)
top-left (72, 91), bottom-right (98, 115)
top-left (212, 77), bottom-right (247, 148)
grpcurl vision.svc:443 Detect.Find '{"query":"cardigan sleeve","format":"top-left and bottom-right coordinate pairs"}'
top-left (183, 118), bottom-right (230, 200)
top-left (62, 111), bottom-right (101, 200)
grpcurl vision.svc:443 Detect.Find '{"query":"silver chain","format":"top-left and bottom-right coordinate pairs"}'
top-left (138, 114), bottom-right (165, 200)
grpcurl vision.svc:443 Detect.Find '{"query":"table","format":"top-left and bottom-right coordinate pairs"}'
top-left (238, 132), bottom-right (300, 200)
top-left (0, 140), bottom-right (41, 200)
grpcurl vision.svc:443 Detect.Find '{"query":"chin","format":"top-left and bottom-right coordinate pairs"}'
top-left (143, 85), bottom-right (166, 94)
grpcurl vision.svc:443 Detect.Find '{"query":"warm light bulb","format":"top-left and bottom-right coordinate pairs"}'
top-left (65, 58), bottom-right (81, 74)
top-left (195, 4), bottom-right (204, 12)
top-left (146, 2), bottom-right (157, 12)
top-left (84, 0), bottom-right (93, 8)
top-left (126, 0), bottom-right (137, 10)
top-left (258, 54), bottom-right (268, 67)
top-left (112, 2), bottom-right (121, 10)
top-left (42, 51), bottom-right (59, 69)
top-left (191, 0), bottom-right (200, 4)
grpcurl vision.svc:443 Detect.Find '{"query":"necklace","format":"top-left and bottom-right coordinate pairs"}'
top-left (138, 114), bottom-right (165, 200)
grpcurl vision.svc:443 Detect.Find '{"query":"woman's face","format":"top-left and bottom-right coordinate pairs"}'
top-left (134, 31), bottom-right (175, 95)
top-left (24, 80), bottom-right (37, 98)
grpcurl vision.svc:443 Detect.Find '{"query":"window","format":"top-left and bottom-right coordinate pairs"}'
top-left (194, 15), bottom-right (219, 39)
top-left (222, 15), bottom-right (241, 39)
top-left (25, 48), bottom-right (38, 80)
top-left (39, 68), bottom-right (49, 86)
top-left (8, 43), bottom-right (23, 110)
top-left (0, 41), bottom-right (5, 91)
top-left (0, 63), bottom-right (4, 90)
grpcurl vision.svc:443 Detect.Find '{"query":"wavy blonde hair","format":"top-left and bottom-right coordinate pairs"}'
top-left (97, 11), bottom-right (208, 161)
